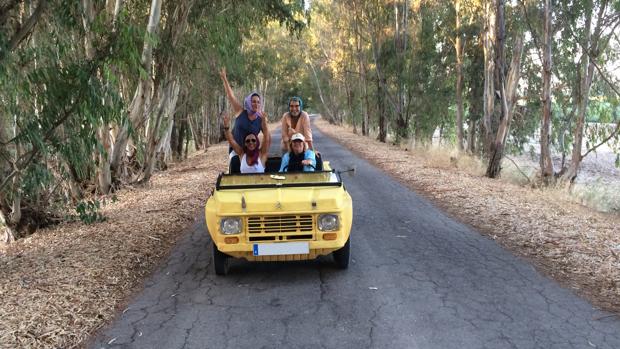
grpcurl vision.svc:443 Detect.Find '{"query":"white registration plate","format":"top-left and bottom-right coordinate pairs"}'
top-left (253, 242), bottom-right (309, 256)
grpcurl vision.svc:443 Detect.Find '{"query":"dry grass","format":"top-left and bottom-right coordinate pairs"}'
top-left (0, 144), bottom-right (229, 349)
top-left (315, 119), bottom-right (620, 314)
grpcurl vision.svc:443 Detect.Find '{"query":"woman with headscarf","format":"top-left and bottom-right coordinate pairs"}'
top-left (222, 111), bottom-right (271, 173)
top-left (281, 96), bottom-right (313, 153)
top-left (220, 68), bottom-right (268, 171)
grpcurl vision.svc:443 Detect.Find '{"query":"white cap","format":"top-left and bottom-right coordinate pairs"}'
top-left (291, 133), bottom-right (305, 142)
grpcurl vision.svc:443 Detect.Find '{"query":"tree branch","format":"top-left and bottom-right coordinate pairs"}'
top-left (0, 0), bottom-right (21, 26)
top-left (504, 155), bottom-right (531, 183)
top-left (581, 121), bottom-right (620, 159)
top-left (7, 0), bottom-right (47, 52)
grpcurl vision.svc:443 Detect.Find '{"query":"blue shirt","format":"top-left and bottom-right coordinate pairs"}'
top-left (232, 110), bottom-right (262, 152)
top-left (279, 150), bottom-right (316, 172)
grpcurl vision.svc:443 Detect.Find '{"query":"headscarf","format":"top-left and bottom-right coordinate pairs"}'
top-left (289, 96), bottom-right (303, 111)
top-left (244, 92), bottom-right (263, 118)
top-left (243, 134), bottom-right (260, 166)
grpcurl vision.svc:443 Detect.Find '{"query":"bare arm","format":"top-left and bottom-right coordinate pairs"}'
top-left (302, 112), bottom-right (314, 151)
top-left (222, 112), bottom-right (243, 155)
top-left (219, 68), bottom-right (243, 114)
top-left (281, 113), bottom-right (291, 152)
top-left (260, 113), bottom-right (271, 163)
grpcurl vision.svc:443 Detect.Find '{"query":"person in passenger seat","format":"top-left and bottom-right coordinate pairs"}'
top-left (279, 133), bottom-right (316, 172)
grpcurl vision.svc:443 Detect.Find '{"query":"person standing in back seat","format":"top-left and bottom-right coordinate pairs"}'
top-left (281, 97), bottom-right (314, 154)
top-left (220, 68), bottom-right (265, 172)
top-left (222, 111), bottom-right (271, 174)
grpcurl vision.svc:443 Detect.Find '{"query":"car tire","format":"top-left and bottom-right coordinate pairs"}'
top-left (333, 236), bottom-right (350, 269)
top-left (212, 241), bottom-right (229, 276)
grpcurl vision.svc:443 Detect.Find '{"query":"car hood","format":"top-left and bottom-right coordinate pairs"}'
top-left (209, 186), bottom-right (349, 214)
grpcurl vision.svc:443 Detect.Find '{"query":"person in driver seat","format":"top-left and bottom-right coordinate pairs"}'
top-left (279, 133), bottom-right (316, 172)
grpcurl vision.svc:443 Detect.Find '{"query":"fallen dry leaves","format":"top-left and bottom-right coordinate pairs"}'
top-left (0, 144), bottom-right (228, 349)
top-left (315, 118), bottom-right (620, 315)
top-left (0, 120), bottom-right (618, 349)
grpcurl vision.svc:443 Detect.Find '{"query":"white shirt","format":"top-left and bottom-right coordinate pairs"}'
top-left (240, 154), bottom-right (265, 173)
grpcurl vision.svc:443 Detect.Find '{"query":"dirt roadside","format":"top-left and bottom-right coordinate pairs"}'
top-left (0, 145), bottom-right (229, 349)
top-left (314, 118), bottom-right (620, 316)
top-left (0, 120), bottom-right (618, 349)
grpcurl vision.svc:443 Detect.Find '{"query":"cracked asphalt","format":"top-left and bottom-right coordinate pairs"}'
top-left (90, 123), bottom-right (620, 349)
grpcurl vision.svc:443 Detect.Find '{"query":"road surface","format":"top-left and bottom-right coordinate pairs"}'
top-left (90, 122), bottom-right (620, 349)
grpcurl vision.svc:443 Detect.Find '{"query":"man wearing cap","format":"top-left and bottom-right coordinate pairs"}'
top-left (281, 96), bottom-right (313, 153)
top-left (279, 132), bottom-right (316, 172)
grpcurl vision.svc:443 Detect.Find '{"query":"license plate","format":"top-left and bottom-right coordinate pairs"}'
top-left (253, 242), bottom-right (309, 256)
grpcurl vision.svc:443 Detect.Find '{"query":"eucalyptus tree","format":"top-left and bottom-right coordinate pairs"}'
top-left (0, 0), bottom-right (140, 241)
top-left (556, 0), bottom-right (620, 183)
top-left (0, 0), bottom-right (307, 241)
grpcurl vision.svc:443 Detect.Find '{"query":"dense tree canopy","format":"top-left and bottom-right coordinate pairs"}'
top-left (1, 0), bottom-right (619, 241)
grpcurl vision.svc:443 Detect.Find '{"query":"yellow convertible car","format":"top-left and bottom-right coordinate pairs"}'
top-left (205, 157), bottom-right (353, 275)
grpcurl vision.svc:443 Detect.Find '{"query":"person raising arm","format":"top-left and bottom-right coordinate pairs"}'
top-left (219, 68), bottom-right (265, 172)
top-left (222, 111), bottom-right (270, 174)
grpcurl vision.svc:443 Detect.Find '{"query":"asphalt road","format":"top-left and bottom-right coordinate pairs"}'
top-left (90, 122), bottom-right (620, 349)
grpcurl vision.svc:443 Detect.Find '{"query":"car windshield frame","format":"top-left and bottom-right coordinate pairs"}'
top-left (215, 170), bottom-right (343, 190)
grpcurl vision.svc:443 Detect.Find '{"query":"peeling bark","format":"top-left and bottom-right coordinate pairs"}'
top-left (482, 0), bottom-right (495, 153)
top-left (561, 1), bottom-right (609, 183)
top-left (539, 0), bottom-right (554, 180)
top-left (455, 0), bottom-right (465, 151)
top-left (110, 0), bottom-right (162, 176)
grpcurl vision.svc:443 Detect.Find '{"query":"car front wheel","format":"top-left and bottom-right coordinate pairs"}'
top-left (332, 236), bottom-right (350, 269)
top-left (212, 241), bottom-right (229, 276)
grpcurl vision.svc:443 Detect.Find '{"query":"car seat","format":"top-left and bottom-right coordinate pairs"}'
top-left (265, 157), bottom-right (282, 173)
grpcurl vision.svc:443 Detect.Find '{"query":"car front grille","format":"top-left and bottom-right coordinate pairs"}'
top-left (247, 215), bottom-right (314, 241)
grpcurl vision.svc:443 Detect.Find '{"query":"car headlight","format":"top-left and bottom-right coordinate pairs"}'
top-left (220, 217), bottom-right (242, 235)
top-left (318, 214), bottom-right (339, 231)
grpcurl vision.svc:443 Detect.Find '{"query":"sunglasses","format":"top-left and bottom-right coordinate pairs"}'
top-left (245, 139), bottom-right (257, 144)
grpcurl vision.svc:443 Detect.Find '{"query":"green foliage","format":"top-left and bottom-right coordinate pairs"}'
top-left (75, 199), bottom-right (105, 224)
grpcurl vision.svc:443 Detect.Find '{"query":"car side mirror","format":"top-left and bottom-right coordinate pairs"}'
top-left (338, 166), bottom-right (356, 177)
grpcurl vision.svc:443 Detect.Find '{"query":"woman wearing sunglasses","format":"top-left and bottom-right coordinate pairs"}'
top-left (219, 68), bottom-right (265, 172)
top-left (222, 111), bottom-right (271, 173)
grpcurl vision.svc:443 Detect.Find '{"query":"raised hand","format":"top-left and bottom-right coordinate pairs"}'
top-left (261, 112), bottom-right (269, 126)
top-left (221, 111), bottom-right (230, 128)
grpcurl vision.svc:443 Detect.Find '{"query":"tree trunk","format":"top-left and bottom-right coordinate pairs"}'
top-left (110, 0), bottom-right (162, 175)
top-left (176, 116), bottom-right (187, 159)
top-left (96, 126), bottom-right (112, 193)
top-left (352, 1), bottom-right (370, 136)
top-left (561, 0), bottom-right (608, 183)
top-left (0, 207), bottom-right (16, 243)
top-left (377, 76), bottom-right (387, 142)
top-left (486, 35), bottom-right (524, 178)
top-left (539, 0), bottom-right (554, 181)
top-left (138, 79), bottom-right (180, 183)
top-left (467, 119), bottom-right (477, 153)
top-left (486, 0), bottom-right (506, 178)
top-left (455, 0), bottom-right (465, 151)
top-left (482, 0), bottom-right (496, 154)
top-left (82, 0), bottom-right (114, 193)
top-left (467, 37), bottom-right (485, 154)
top-left (308, 61), bottom-right (334, 122)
